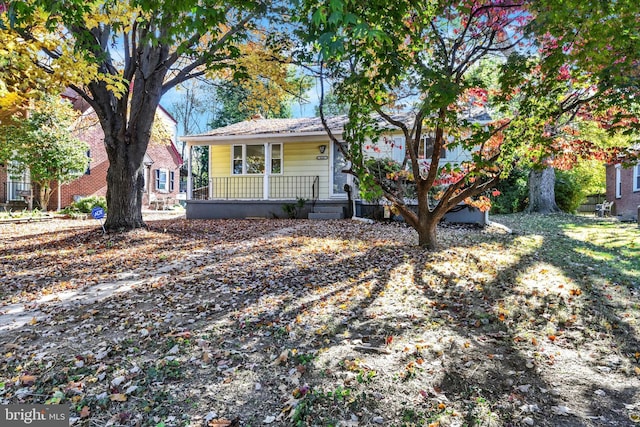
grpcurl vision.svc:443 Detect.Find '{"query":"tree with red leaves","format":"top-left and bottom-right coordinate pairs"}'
top-left (297, 1), bottom-right (532, 248)
top-left (513, 0), bottom-right (640, 213)
top-left (297, 0), bottom-right (640, 246)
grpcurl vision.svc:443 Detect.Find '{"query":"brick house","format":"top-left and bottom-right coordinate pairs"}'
top-left (605, 159), bottom-right (640, 220)
top-left (1, 92), bottom-right (183, 211)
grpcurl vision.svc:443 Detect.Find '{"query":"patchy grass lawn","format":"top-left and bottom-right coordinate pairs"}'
top-left (0, 213), bottom-right (638, 427)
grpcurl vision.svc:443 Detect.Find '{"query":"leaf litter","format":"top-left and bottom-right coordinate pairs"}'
top-left (0, 213), bottom-right (638, 426)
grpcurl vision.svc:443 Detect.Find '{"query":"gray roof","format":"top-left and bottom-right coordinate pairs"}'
top-left (186, 110), bottom-right (493, 138)
top-left (194, 116), bottom-right (350, 137)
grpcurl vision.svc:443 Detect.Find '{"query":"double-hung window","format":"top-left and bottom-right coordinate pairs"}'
top-left (232, 144), bottom-right (282, 175)
top-left (271, 144), bottom-right (282, 174)
top-left (633, 163), bottom-right (640, 192)
top-left (155, 169), bottom-right (168, 192)
top-left (419, 136), bottom-right (447, 160)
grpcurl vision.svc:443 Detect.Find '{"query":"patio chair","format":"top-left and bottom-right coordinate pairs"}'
top-left (595, 200), bottom-right (613, 217)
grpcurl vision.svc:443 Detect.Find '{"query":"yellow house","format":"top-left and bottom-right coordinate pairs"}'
top-left (181, 116), bottom-right (357, 219)
top-left (180, 114), bottom-right (484, 220)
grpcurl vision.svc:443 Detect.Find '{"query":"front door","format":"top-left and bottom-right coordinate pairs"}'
top-left (330, 142), bottom-right (350, 198)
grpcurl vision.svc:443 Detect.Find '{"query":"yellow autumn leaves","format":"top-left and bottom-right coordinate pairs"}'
top-left (0, 3), bottom-right (127, 119)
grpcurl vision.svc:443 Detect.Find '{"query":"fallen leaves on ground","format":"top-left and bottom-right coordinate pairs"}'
top-left (0, 213), bottom-right (638, 426)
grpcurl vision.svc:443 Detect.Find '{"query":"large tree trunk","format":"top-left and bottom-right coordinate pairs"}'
top-left (99, 59), bottom-right (166, 231)
top-left (101, 109), bottom-right (150, 231)
top-left (398, 181), bottom-right (442, 250)
top-left (416, 215), bottom-right (439, 250)
top-left (104, 152), bottom-right (146, 229)
top-left (526, 167), bottom-right (560, 214)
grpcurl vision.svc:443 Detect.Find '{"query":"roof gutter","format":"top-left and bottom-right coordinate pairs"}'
top-left (180, 130), bottom-right (340, 145)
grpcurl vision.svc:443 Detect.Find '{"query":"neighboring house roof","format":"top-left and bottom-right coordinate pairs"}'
top-left (157, 104), bottom-right (178, 124)
top-left (71, 98), bottom-right (183, 166)
top-left (181, 110), bottom-right (493, 144)
top-left (146, 139), bottom-right (184, 167)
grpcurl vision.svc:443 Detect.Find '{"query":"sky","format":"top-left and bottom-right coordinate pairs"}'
top-left (161, 78), bottom-right (321, 139)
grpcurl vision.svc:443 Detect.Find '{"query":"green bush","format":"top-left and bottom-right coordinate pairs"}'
top-left (61, 196), bottom-right (107, 214)
top-left (555, 170), bottom-right (585, 213)
top-left (491, 168), bottom-right (529, 214)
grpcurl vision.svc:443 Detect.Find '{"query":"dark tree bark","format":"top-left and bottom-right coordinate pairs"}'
top-left (53, 4), bottom-right (264, 232)
top-left (526, 167), bottom-right (560, 214)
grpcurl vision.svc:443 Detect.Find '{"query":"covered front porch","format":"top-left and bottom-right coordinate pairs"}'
top-left (184, 174), bottom-right (352, 219)
top-left (190, 175), bottom-right (320, 201)
top-left (181, 117), bottom-right (354, 220)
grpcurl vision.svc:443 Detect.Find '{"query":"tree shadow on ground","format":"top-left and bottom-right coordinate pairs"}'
top-left (0, 217), bottom-right (638, 426)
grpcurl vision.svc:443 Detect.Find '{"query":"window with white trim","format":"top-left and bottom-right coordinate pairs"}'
top-left (634, 163), bottom-right (640, 192)
top-left (155, 168), bottom-right (168, 192)
top-left (271, 144), bottom-right (282, 174)
top-left (232, 144), bottom-right (282, 175)
top-left (391, 136), bottom-right (406, 164)
top-left (615, 164), bottom-right (622, 198)
top-left (419, 135), bottom-right (447, 160)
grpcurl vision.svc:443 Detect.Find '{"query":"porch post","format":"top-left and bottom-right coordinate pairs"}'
top-left (186, 143), bottom-right (193, 200)
top-left (263, 142), bottom-right (269, 200)
top-left (208, 146), bottom-right (213, 199)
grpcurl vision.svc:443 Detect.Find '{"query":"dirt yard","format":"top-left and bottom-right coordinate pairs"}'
top-left (0, 213), bottom-right (638, 426)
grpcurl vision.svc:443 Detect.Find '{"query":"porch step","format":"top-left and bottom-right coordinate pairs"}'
top-left (308, 212), bottom-right (343, 220)
top-left (308, 205), bottom-right (344, 220)
top-left (312, 206), bottom-right (344, 214)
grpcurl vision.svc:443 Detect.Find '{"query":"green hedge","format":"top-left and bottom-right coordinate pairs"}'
top-left (61, 196), bottom-right (107, 214)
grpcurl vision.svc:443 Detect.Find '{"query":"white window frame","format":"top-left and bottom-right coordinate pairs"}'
top-left (615, 164), bottom-right (622, 199)
top-left (231, 143), bottom-right (282, 175)
top-left (155, 168), bottom-right (169, 193)
top-left (270, 143), bottom-right (282, 174)
top-left (633, 163), bottom-right (640, 192)
top-left (419, 135), bottom-right (447, 160)
top-left (392, 136), bottom-right (406, 164)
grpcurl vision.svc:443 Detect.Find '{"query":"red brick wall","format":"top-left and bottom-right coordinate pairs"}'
top-left (0, 165), bottom-right (7, 201)
top-left (145, 142), bottom-right (183, 205)
top-left (605, 163), bottom-right (640, 219)
top-left (4, 96), bottom-right (182, 211)
top-left (48, 111), bottom-right (182, 211)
